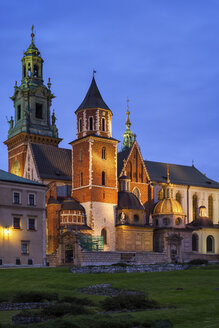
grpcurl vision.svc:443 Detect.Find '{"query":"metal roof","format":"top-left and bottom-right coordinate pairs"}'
top-left (76, 77), bottom-right (111, 112)
top-left (0, 169), bottom-right (45, 186)
top-left (144, 160), bottom-right (219, 189)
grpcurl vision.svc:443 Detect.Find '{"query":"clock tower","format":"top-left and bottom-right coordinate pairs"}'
top-left (4, 27), bottom-right (61, 177)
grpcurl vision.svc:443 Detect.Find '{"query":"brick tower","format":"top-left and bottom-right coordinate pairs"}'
top-left (4, 27), bottom-right (61, 177)
top-left (70, 75), bottom-right (118, 250)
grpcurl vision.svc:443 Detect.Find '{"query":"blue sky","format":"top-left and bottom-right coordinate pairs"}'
top-left (1, 0), bottom-right (219, 180)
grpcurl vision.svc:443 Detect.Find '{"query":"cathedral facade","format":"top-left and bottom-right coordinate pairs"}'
top-left (5, 30), bottom-right (219, 266)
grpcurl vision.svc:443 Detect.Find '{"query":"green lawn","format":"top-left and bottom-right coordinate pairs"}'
top-left (0, 266), bottom-right (219, 327)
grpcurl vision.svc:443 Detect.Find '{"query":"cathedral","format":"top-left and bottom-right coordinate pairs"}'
top-left (4, 30), bottom-right (219, 266)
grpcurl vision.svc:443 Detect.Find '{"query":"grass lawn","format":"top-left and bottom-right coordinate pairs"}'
top-left (0, 266), bottom-right (219, 327)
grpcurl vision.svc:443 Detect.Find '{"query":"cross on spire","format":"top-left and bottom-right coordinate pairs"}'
top-left (31, 25), bottom-right (35, 43)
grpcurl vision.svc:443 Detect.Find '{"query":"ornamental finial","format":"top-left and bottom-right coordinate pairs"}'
top-left (31, 25), bottom-right (35, 43)
top-left (166, 164), bottom-right (170, 184)
top-left (126, 96), bottom-right (130, 110)
top-left (93, 69), bottom-right (96, 78)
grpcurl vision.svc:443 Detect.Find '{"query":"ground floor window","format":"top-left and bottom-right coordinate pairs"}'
top-left (192, 234), bottom-right (199, 251)
top-left (101, 228), bottom-right (107, 245)
top-left (206, 235), bottom-right (214, 253)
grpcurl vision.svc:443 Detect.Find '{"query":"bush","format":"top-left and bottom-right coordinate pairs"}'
top-left (100, 294), bottom-right (159, 311)
top-left (12, 291), bottom-right (59, 303)
top-left (189, 259), bottom-right (208, 265)
top-left (42, 303), bottom-right (93, 318)
top-left (152, 320), bottom-right (173, 328)
top-left (60, 296), bottom-right (94, 306)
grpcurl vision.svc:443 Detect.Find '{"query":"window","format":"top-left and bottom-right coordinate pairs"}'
top-left (158, 189), bottom-right (163, 200)
top-left (0, 259), bottom-right (2, 265)
top-left (133, 187), bottom-right (140, 200)
top-left (134, 214), bottom-right (139, 222)
top-left (33, 65), bottom-right (38, 77)
top-left (28, 259), bottom-right (33, 265)
top-left (101, 228), bottom-right (107, 245)
top-left (192, 195), bottom-right (198, 220)
top-left (206, 235), bottom-right (214, 253)
top-left (13, 217), bottom-right (20, 229)
top-left (79, 149), bottom-right (82, 161)
top-left (163, 218), bottom-right (169, 226)
top-left (36, 103), bottom-right (43, 119)
top-left (102, 171), bottom-right (106, 186)
top-left (21, 242), bottom-right (29, 254)
top-left (79, 118), bottom-right (82, 132)
top-left (23, 65), bottom-right (26, 78)
top-left (28, 194), bottom-right (35, 206)
top-left (192, 234), bottom-right (199, 251)
top-left (176, 192), bottom-right (182, 204)
top-left (80, 172), bottom-right (83, 186)
top-left (13, 192), bottom-right (20, 204)
top-left (175, 217), bottom-right (182, 225)
top-left (102, 118), bottom-right (106, 131)
top-left (12, 160), bottom-right (21, 176)
top-left (208, 195), bottom-right (213, 221)
top-left (17, 105), bottom-right (21, 121)
top-left (28, 218), bottom-right (35, 230)
top-left (16, 259), bottom-right (21, 265)
top-left (127, 162), bottom-right (132, 180)
top-left (89, 117), bottom-right (93, 130)
top-left (102, 147), bottom-right (106, 160)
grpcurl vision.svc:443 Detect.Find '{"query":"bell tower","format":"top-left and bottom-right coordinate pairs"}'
top-left (71, 74), bottom-right (118, 250)
top-left (4, 27), bottom-right (61, 177)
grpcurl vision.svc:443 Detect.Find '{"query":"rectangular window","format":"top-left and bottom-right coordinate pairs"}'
top-left (0, 259), bottom-right (2, 265)
top-left (89, 117), bottom-right (93, 130)
top-left (80, 172), bottom-right (83, 186)
top-left (79, 118), bottom-right (82, 132)
top-left (28, 194), bottom-right (35, 206)
top-left (28, 259), bottom-right (33, 265)
top-left (13, 192), bottom-right (20, 204)
top-left (13, 217), bottom-right (20, 229)
top-left (16, 258), bottom-right (21, 265)
top-left (17, 105), bottom-right (21, 121)
top-left (21, 242), bottom-right (29, 254)
top-left (36, 103), bottom-right (43, 119)
top-left (28, 218), bottom-right (35, 230)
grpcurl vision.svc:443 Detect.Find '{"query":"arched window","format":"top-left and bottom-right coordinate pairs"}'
top-left (206, 235), bottom-right (214, 253)
top-left (176, 192), bottom-right (182, 204)
top-left (102, 147), bottom-right (106, 160)
top-left (192, 234), bottom-right (199, 251)
top-left (102, 171), bottom-right (106, 186)
top-left (101, 228), bottom-right (107, 245)
top-left (89, 117), bottom-right (93, 131)
top-left (80, 172), bottom-right (83, 186)
top-left (134, 214), bottom-right (139, 222)
top-left (208, 195), bottom-right (213, 221)
top-left (79, 150), bottom-right (82, 162)
top-left (102, 118), bottom-right (105, 131)
top-left (11, 160), bottom-right (21, 177)
top-left (33, 65), bottom-right (38, 77)
top-left (79, 118), bottom-right (82, 132)
top-left (158, 189), bottom-right (163, 200)
top-left (132, 187), bottom-right (140, 199)
top-left (23, 65), bottom-right (26, 78)
top-left (192, 195), bottom-right (198, 220)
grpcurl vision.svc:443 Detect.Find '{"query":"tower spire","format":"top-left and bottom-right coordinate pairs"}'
top-left (31, 25), bottom-right (35, 43)
top-left (120, 97), bottom-right (134, 151)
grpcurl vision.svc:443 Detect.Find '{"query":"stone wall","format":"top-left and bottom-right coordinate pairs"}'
top-left (183, 252), bottom-right (219, 262)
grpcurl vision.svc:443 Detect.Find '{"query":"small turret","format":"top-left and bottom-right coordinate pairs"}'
top-left (120, 97), bottom-right (134, 151)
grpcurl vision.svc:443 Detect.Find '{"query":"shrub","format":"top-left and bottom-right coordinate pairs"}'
top-left (100, 294), bottom-right (159, 311)
top-left (12, 291), bottom-right (59, 303)
top-left (60, 296), bottom-right (94, 306)
top-left (152, 320), bottom-right (173, 328)
top-left (42, 303), bottom-right (93, 318)
top-left (189, 259), bottom-right (208, 265)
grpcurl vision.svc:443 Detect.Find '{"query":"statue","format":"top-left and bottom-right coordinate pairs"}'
top-left (120, 212), bottom-right (126, 225)
top-left (52, 110), bottom-right (56, 126)
top-left (6, 116), bottom-right (14, 129)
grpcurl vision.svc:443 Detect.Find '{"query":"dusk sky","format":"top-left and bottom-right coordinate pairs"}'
top-left (1, 1), bottom-right (219, 181)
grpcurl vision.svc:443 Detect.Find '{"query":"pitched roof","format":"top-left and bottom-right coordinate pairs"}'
top-left (0, 169), bottom-right (45, 186)
top-left (144, 160), bottom-right (219, 189)
top-left (30, 143), bottom-right (72, 181)
top-left (117, 148), bottom-right (132, 177)
top-left (76, 77), bottom-right (111, 112)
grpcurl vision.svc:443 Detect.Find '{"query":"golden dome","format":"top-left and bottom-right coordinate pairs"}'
top-left (153, 198), bottom-right (185, 216)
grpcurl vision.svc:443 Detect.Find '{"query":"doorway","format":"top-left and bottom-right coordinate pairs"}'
top-left (65, 244), bottom-right (74, 263)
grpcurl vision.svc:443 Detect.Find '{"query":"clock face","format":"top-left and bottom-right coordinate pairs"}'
top-left (11, 160), bottom-right (21, 176)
